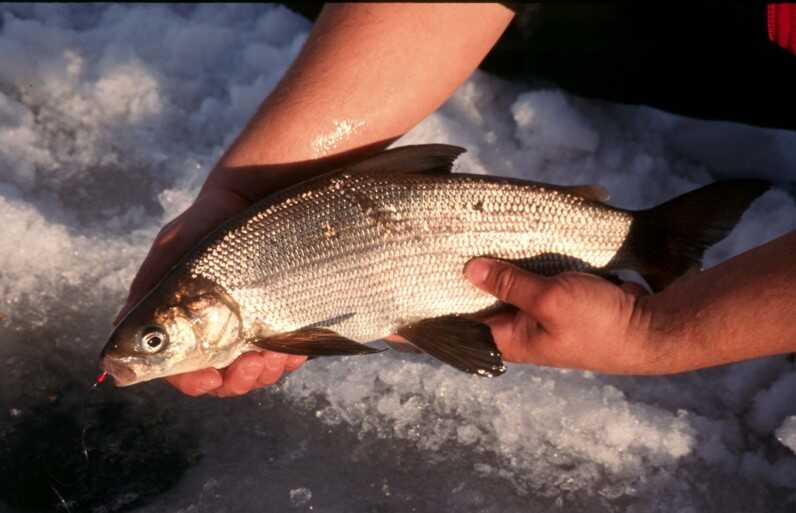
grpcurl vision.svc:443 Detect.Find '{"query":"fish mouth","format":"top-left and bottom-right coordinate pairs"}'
top-left (100, 356), bottom-right (138, 387)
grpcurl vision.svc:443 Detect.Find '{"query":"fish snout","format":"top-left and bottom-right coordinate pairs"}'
top-left (100, 356), bottom-right (137, 386)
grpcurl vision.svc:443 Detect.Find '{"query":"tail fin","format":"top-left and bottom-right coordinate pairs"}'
top-left (625, 180), bottom-right (769, 291)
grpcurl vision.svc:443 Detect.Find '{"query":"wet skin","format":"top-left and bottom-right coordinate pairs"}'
top-left (115, 3), bottom-right (515, 396)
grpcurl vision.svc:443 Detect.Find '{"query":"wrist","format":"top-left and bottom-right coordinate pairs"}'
top-left (634, 294), bottom-right (696, 375)
top-left (641, 281), bottom-right (734, 375)
top-left (202, 140), bottom-right (394, 202)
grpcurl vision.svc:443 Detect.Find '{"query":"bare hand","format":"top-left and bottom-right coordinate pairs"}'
top-left (114, 186), bottom-right (306, 397)
top-left (463, 258), bottom-right (673, 375)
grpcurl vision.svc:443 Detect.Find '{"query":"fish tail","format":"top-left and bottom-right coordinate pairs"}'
top-left (622, 180), bottom-right (770, 291)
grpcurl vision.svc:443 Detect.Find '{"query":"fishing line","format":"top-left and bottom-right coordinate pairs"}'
top-left (42, 460), bottom-right (75, 513)
top-left (37, 371), bottom-right (108, 513)
top-left (80, 371), bottom-right (108, 463)
top-left (48, 482), bottom-right (73, 513)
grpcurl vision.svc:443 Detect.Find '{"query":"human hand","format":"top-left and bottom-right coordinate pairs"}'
top-left (114, 185), bottom-right (306, 397)
top-left (463, 258), bottom-right (675, 375)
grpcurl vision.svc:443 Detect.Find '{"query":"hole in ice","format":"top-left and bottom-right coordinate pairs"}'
top-left (0, 380), bottom-right (199, 512)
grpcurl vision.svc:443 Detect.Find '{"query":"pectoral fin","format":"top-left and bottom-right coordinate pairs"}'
top-left (250, 327), bottom-right (384, 356)
top-left (396, 316), bottom-right (506, 377)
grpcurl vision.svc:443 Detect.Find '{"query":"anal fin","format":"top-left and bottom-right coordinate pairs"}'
top-left (396, 315), bottom-right (506, 377)
top-left (251, 327), bottom-right (383, 357)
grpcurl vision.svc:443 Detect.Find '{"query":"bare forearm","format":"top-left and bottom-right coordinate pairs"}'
top-left (650, 230), bottom-right (796, 371)
top-left (204, 3), bottom-right (514, 200)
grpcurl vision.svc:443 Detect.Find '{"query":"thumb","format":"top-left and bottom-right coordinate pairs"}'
top-left (464, 258), bottom-right (558, 322)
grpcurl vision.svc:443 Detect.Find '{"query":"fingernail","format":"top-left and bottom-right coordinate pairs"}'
top-left (464, 258), bottom-right (493, 285)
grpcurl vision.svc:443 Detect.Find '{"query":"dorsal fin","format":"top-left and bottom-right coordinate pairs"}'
top-left (339, 144), bottom-right (608, 201)
top-left (556, 184), bottom-right (611, 202)
top-left (346, 144), bottom-right (466, 177)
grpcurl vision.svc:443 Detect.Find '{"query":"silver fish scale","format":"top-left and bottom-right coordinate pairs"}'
top-left (188, 173), bottom-right (633, 342)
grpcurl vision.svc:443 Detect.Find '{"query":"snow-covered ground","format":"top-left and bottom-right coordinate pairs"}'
top-left (0, 4), bottom-right (795, 512)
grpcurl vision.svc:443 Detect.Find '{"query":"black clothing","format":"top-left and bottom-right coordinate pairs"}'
top-left (485, 3), bottom-right (796, 130)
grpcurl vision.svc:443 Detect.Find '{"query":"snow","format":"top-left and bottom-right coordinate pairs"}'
top-left (0, 4), bottom-right (794, 513)
top-left (289, 487), bottom-right (313, 508)
top-left (778, 417), bottom-right (796, 454)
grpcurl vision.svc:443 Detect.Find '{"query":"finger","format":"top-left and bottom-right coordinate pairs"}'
top-left (284, 354), bottom-right (308, 373)
top-left (255, 352), bottom-right (289, 386)
top-left (115, 215), bottom-right (214, 322)
top-left (113, 217), bottom-right (193, 325)
top-left (480, 311), bottom-right (520, 347)
top-left (464, 258), bottom-right (557, 322)
top-left (381, 334), bottom-right (419, 353)
top-left (166, 368), bottom-right (223, 396)
top-left (214, 352), bottom-right (268, 396)
top-left (483, 312), bottom-right (556, 366)
top-left (383, 334), bottom-right (408, 343)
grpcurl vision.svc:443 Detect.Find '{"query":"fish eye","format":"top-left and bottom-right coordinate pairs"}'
top-left (139, 325), bottom-right (168, 353)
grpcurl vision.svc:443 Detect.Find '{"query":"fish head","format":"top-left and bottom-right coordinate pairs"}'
top-left (100, 274), bottom-right (242, 386)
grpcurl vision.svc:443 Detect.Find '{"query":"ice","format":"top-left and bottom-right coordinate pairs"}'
top-left (289, 487), bottom-right (312, 508)
top-left (0, 4), bottom-right (795, 513)
top-left (749, 371), bottom-right (796, 435)
top-left (512, 90), bottom-right (600, 153)
top-left (777, 417), bottom-right (796, 454)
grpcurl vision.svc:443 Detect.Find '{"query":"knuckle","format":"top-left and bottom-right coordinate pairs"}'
top-left (531, 278), bottom-right (570, 316)
top-left (550, 273), bottom-right (580, 295)
top-left (491, 266), bottom-right (519, 302)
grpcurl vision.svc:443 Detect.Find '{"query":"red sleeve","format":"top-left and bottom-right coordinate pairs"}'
top-left (768, 3), bottom-right (796, 54)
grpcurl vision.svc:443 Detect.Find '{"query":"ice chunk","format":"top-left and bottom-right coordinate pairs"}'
top-left (511, 90), bottom-right (599, 153)
top-left (777, 416), bottom-right (796, 454)
top-left (93, 62), bottom-right (162, 122)
top-left (289, 487), bottom-right (312, 507)
top-left (749, 370), bottom-right (796, 435)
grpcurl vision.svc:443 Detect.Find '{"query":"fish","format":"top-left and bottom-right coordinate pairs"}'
top-left (100, 144), bottom-right (769, 385)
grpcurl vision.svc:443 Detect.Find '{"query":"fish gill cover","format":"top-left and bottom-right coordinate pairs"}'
top-left (0, 4), bottom-right (794, 513)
